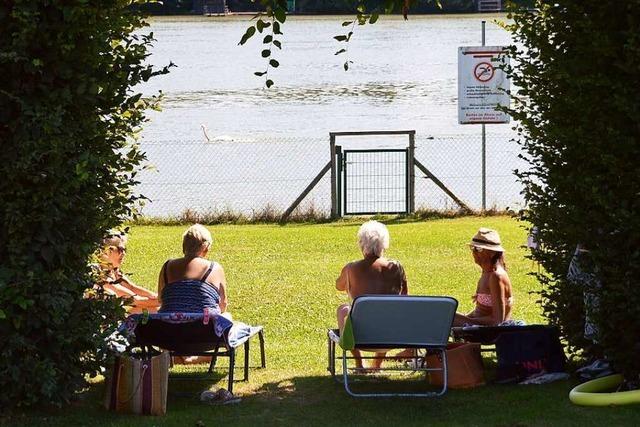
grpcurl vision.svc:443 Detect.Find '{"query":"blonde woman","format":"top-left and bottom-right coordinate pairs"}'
top-left (157, 224), bottom-right (229, 316)
top-left (99, 232), bottom-right (159, 313)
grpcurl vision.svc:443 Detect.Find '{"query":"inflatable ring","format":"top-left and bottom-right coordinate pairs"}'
top-left (570, 374), bottom-right (640, 406)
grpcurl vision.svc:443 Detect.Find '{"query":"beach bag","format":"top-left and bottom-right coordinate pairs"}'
top-left (425, 342), bottom-right (485, 389)
top-left (494, 328), bottom-right (566, 383)
top-left (104, 350), bottom-right (170, 415)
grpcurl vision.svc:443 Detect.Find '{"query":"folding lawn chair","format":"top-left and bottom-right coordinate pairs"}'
top-left (327, 295), bottom-right (458, 397)
top-left (128, 312), bottom-right (265, 393)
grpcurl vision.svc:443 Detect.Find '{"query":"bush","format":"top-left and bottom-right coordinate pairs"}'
top-left (505, 1), bottom-right (640, 381)
top-left (0, 0), bottom-right (169, 408)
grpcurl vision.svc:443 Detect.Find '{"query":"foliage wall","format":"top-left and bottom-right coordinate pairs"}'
top-left (0, 0), bottom-right (168, 407)
top-left (506, 1), bottom-right (640, 381)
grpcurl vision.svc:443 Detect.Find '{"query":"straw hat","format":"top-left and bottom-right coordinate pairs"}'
top-left (469, 228), bottom-right (505, 252)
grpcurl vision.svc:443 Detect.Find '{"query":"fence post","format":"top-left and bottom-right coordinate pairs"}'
top-left (481, 20), bottom-right (487, 211)
top-left (330, 133), bottom-right (337, 218)
top-left (408, 131), bottom-right (416, 214)
top-left (336, 145), bottom-right (342, 217)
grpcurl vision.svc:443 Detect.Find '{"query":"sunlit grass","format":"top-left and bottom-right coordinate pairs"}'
top-left (8, 217), bottom-right (639, 426)
top-left (124, 216), bottom-right (541, 371)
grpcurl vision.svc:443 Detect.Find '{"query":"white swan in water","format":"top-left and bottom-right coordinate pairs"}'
top-left (201, 124), bottom-right (235, 143)
top-left (201, 124), bottom-right (211, 142)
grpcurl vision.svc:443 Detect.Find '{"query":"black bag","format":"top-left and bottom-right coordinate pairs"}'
top-left (494, 327), bottom-right (566, 383)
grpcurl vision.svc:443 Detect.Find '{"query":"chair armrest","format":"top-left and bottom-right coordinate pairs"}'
top-left (327, 328), bottom-right (340, 344)
top-left (228, 325), bottom-right (264, 349)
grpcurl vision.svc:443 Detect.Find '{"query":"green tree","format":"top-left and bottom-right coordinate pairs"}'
top-left (0, 0), bottom-right (170, 407)
top-left (505, 1), bottom-right (640, 383)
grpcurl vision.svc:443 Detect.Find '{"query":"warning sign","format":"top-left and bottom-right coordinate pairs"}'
top-left (458, 46), bottom-right (510, 124)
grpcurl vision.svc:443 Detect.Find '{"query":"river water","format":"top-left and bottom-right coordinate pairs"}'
top-left (137, 15), bottom-right (525, 216)
top-left (141, 14), bottom-right (514, 140)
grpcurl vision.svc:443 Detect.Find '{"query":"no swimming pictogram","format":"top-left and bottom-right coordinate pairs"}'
top-left (474, 62), bottom-right (494, 82)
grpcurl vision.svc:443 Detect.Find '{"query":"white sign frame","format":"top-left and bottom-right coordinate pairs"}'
top-left (458, 46), bottom-right (510, 125)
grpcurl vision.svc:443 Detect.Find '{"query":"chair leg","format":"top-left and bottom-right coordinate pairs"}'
top-left (438, 348), bottom-right (448, 396)
top-left (327, 333), bottom-right (333, 376)
top-left (341, 347), bottom-right (447, 398)
top-left (342, 350), bottom-right (358, 397)
top-left (209, 349), bottom-right (219, 373)
top-left (228, 348), bottom-right (235, 394)
top-left (328, 334), bottom-right (336, 379)
top-left (244, 339), bottom-right (250, 381)
top-left (258, 329), bottom-right (266, 368)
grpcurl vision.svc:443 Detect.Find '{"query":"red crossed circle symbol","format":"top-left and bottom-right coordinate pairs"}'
top-left (474, 62), bottom-right (494, 82)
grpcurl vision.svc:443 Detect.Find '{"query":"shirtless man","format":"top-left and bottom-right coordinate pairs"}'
top-left (336, 221), bottom-right (408, 371)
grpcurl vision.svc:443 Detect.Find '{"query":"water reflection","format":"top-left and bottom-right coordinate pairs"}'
top-left (141, 14), bottom-right (515, 139)
top-left (164, 79), bottom-right (469, 110)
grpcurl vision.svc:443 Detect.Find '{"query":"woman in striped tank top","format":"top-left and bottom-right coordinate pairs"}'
top-left (157, 224), bottom-right (230, 318)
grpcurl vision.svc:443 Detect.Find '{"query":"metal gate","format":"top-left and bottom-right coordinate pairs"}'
top-left (342, 149), bottom-right (409, 215)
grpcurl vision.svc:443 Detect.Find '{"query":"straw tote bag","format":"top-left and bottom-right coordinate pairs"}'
top-left (104, 350), bottom-right (171, 416)
top-left (425, 342), bottom-right (485, 389)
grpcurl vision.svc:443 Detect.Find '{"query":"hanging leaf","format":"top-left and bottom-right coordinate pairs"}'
top-left (383, 0), bottom-right (394, 13)
top-left (256, 19), bottom-right (265, 33)
top-left (273, 40), bottom-right (282, 49)
top-left (273, 22), bottom-right (283, 35)
top-left (261, 49), bottom-right (271, 57)
top-left (266, 79), bottom-right (274, 88)
top-left (274, 7), bottom-right (287, 24)
top-left (334, 35), bottom-right (347, 42)
top-left (269, 59), bottom-right (279, 68)
top-left (254, 71), bottom-right (267, 76)
top-left (335, 48), bottom-right (347, 55)
top-left (369, 13), bottom-right (379, 24)
top-left (263, 35), bottom-right (273, 44)
top-left (238, 26), bottom-right (256, 45)
top-left (344, 61), bottom-right (349, 71)
top-left (342, 21), bottom-right (353, 27)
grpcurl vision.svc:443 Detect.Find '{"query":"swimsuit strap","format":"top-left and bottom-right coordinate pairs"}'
top-left (200, 261), bottom-right (216, 283)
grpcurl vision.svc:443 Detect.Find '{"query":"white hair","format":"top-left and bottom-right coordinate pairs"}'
top-left (357, 220), bottom-right (390, 257)
top-left (182, 224), bottom-right (212, 258)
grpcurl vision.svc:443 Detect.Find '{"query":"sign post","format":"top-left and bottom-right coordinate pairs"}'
top-left (482, 21), bottom-right (486, 212)
top-left (458, 21), bottom-right (510, 210)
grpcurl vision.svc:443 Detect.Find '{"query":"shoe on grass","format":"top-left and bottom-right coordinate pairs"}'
top-left (200, 388), bottom-right (241, 405)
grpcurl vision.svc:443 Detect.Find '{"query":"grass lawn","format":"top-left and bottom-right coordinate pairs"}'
top-left (6, 216), bottom-right (639, 426)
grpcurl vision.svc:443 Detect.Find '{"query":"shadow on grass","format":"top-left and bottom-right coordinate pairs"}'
top-left (6, 369), bottom-right (640, 427)
top-left (241, 374), bottom-right (640, 426)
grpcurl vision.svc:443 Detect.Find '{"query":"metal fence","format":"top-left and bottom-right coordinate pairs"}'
top-left (136, 133), bottom-right (527, 218)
